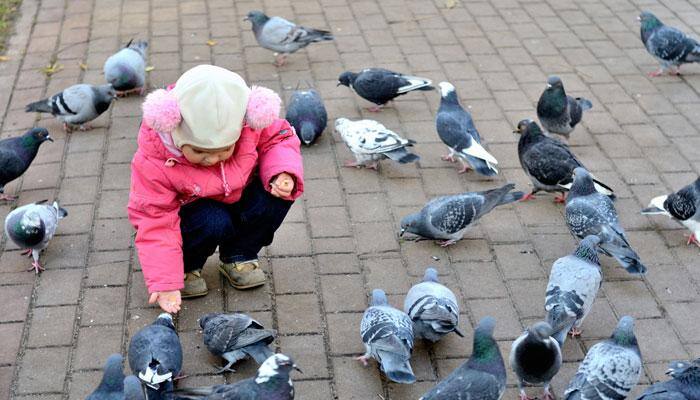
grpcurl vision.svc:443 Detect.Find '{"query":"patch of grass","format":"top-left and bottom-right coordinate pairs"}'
top-left (0, 0), bottom-right (21, 53)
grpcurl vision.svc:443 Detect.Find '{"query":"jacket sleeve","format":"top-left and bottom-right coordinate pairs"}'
top-left (127, 153), bottom-right (184, 293)
top-left (256, 118), bottom-right (305, 200)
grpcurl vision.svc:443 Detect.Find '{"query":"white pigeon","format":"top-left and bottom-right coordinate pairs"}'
top-left (335, 117), bottom-right (419, 170)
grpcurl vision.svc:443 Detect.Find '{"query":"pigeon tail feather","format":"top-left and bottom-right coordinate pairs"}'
top-left (299, 121), bottom-right (317, 145)
top-left (378, 350), bottom-right (416, 384)
top-left (25, 99), bottom-right (52, 113)
top-left (243, 342), bottom-right (275, 365)
top-left (498, 190), bottom-right (526, 206)
top-left (577, 98), bottom-right (593, 111)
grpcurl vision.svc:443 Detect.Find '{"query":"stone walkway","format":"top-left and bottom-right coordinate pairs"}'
top-left (0, 0), bottom-right (699, 399)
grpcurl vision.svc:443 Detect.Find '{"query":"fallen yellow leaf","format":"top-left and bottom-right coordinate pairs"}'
top-left (206, 39), bottom-right (217, 46)
top-left (0, 56), bottom-right (9, 61)
top-left (446, 0), bottom-right (457, 8)
top-left (79, 61), bottom-right (88, 71)
top-left (41, 62), bottom-right (63, 76)
top-left (145, 66), bottom-right (155, 72)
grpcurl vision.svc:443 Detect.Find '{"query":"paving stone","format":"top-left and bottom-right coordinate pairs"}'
top-left (327, 313), bottom-right (364, 354)
top-left (81, 286), bottom-right (126, 326)
top-left (17, 347), bottom-right (70, 393)
top-left (321, 274), bottom-right (366, 312)
top-left (278, 335), bottom-right (329, 379)
top-left (73, 325), bottom-right (123, 370)
top-left (27, 306), bottom-right (76, 347)
top-left (276, 294), bottom-right (322, 335)
top-left (634, 318), bottom-right (688, 362)
top-left (0, 285), bottom-right (32, 322)
top-left (332, 356), bottom-right (384, 400)
top-left (0, 323), bottom-right (23, 364)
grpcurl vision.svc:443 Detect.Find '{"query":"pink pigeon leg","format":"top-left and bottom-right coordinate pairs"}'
top-left (569, 327), bottom-right (582, 337)
top-left (355, 355), bottom-right (370, 367)
top-left (365, 105), bottom-right (383, 112)
top-left (554, 193), bottom-right (567, 203)
top-left (438, 239), bottom-right (457, 247)
top-left (647, 68), bottom-right (664, 77)
top-left (457, 163), bottom-right (472, 174)
top-left (63, 122), bottom-right (73, 133)
top-left (0, 193), bottom-right (17, 201)
top-left (686, 233), bottom-right (700, 247)
top-left (519, 389), bottom-right (533, 400)
top-left (344, 160), bottom-right (363, 168)
top-left (441, 154), bottom-right (456, 162)
top-left (21, 249), bottom-right (32, 257)
top-left (542, 386), bottom-right (555, 400)
top-left (27, 260), bottom-right (44, 274)
top-left (520, 192), bottom-right (537, 202)
top-left (274, 54), bottom-right (287, 67)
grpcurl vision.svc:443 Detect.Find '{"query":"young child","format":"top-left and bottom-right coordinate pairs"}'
top-left (128, 65), bottom-right (304, 314)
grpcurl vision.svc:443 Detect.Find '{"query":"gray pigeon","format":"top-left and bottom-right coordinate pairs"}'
top-left (86, 354), bottom-right (126, 400)
top-left (400, 183), bottom-right (524, 247)
top-left (5, 200), bottom-right (68, 274)
top-left (25, 83), bottom-right (116, 132)
top-left (103, 39), bottom-right (148, 96)
top-left (510, 322), bottom-right (562, 400)
top-left (637, 358), bottom-right (700, 400)
top-left (565, 167), bottom-right (647, 274)
top-left (285, 88), bottom-right (327, 146)
top-left (545, 235), bottom-right (602, 347)
top-left (437, 81), bottom-right (499, 176)
top-left (335, 117), bottom-right (419, 169)
top-left (515, 119), bottom-right (614, 203)
top-left (419, 317), bottom-right (506, 400)
top-left (564, 316), bottom-right (642, 400)
top-left (536, 76), bottom-right (592, 138)
top-left (123, 376), bottom-right (145, 400)
top-left (244, 10), bottom-right (333, 66)
top-left (641, 177), bottom-right (700, 247)
top-left (171, 354), bottom-right (300, 400)
top-left (199, 312), bottom-right (276, 373)
top-left (639, 11), bottom-right (700, 77)
top-left (337, 68), bottom-right (434, 112)
top-left (0, 127), bottom-right (53, 201)
top-left (403, 267), bottom-right (464, 342)
top-left (359, 289), bottom-right (416, 384)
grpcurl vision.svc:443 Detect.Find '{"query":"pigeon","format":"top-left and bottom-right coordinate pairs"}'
top-left (639, 11), bottom-right (700, 77)
top-left (510, 322), bottom-right (562, 400)
top-left (403, 267), bottom-right (464, 342)
top-left (400, 183), bottom-right (524, 247)
top-left (514, 119), bottom-right (614, 203)
top-left (86, 354), bottom-right (127, 400)
top-left (170, 354), bottom-right (300, 400)
top-left (123, 376), bottom-right (146, 400)
top-left (337, 68), bottom-right (434, 112)
top-left (335, 117), bottom-right (419, 170)
top-left (25, 83), bottom-right (116, 132)
top-left (244, 10), bottom-right (333, 66)
top-left (536, 76), bottom-right (592, 138)
top-left (637, 358), bottom-right (700, 400)
top-left (0, 127), bottom-right (53, 201)
top-left (103, 39), bottom-right (148, 97)
top-left (545, 235), bottom-right (602, 347)
top-left (5, 200), bottom-right (68, 273)
top-left (436, 81), bottom-right (498, 176)
top-left (564, 316), bottom-right (642, 400)
top-left (199, 312), bottom-right (276, 373)
top-left (359, 289), bottom-right (416, 384)
top-left (419, 317), bottom-right (506, 400)
top-left (285, 88), bottom-right (327, 146)
top-left (641, 177), bottom-right (700, 247)
top-left (565, 167), bottom-right (647, 274)
top-left (128, 313), bottom-right (182, 400)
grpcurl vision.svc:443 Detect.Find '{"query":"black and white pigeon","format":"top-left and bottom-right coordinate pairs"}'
top-left (337, 68), bottom-right (434, 112)
top-left (285, 88), bottom-right (327, 146)
top-left (637, 358), bottom-right (700, 400)
top-left (171, 354), bottom-right (301, 400)
top-left (536, 76), bottom-right (592, 138)
top-left (545, 235), bottom-right (602, 347)
top-left (199, 312), bottom-right (276, 373)
top-left (641, 177), bottom-right (700, 247)
top-left (359, 288), bottom-right (416, 384)
top-left (565, 167), bottom-right (647, 274)
top-left (5, 200), bottom-right (67, 274)
top-left (515, 119), bottom-right (614, 203)
top-left (25, 83), bottom-right (116, 132)
top-left (244, 10), bottom-right (333, 66)
top-left (0, 127), bottom-right (53, 201)
top-left (436, 81), bottom-right (499, 176)
top-left (400, 183), bottom-right (524, 247)
top-left (403, 267), bottom-right (463, 343)
top-left (639, 11), bottom-right (700, 77)
top-left (335, 117), bottom-right (419, 169)
top-left (86, 354), bottom-right (126, 400)
top-left (103, 39), bottom-right (148, 97)
top-left (564, 316), bottom-right (642, 400)
top-left (128, 313), bottom-right (182, 400)
top-left (419, 317), bottom-right (506, 400)
top-left (510, 321), bottom-right (562, 400)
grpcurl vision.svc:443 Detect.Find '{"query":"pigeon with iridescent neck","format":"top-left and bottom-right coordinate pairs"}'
top-left (0, 127), bottom-right (53, 201)
top-left (642, 177), bottom-right (700, 247)
top-left (510, 322), bottom-right (562, 400)
top-left (537, 76), bottom-right (592, 139)
top-left (338, 68), bottom-right (434, 112)
top-left (639, 11), bottom-right (700, 77)
top-left (637, 358), bottom-right (700, 400)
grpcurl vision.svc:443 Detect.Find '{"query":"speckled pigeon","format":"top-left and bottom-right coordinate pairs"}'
top-left (285, 88), bottom-right (327, 146)
top-left (564, 316), bottom-right (642, 400)
top-left (637, 358), bottom-right (700, 400)
top-left (86, 354), bottom-right (127, 400)
top-left (104, 39), bottom-right (148, 96)
top-left (419, 317), bottom-right (506, 400)
top-left (25, 83), bottom-right (116, 132)
top-left (359, 289), bottom-right (416, 384)
top-left (404, 267), bottom-right (463, 343)
top-left (515, 119), bottom-right (613, 203)
top-left (400, 183), bottom-right (524, 247)
top-left (639, 11), bottom-right (700, 77)
top-left (199, 312), bottom-right (275, 373)
top-left (510, 322), bottom-right (562, 400)
top-left (565, 168), bottom-right (646, 274)
top-left (545, 235), bottom-right (602, 347)
top-left (245, 10), bottom-right (333, 66)
top-left (0, 127), bottom-right (53, 201)
top-left (642, 177), bottom-right (700, 247)
top-left (5, 200), bottom-right (67, 274)
top-left (337, 68), bottom-right (434, 112)
top-left (536, 76), bottom-right (592, 138)
top-left (437, 81), bottom-right (498, 176)
top-left (335, 117), bottom-right (419, 169)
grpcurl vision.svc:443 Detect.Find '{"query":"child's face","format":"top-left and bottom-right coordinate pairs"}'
top-left (181, 144), bottom-right (235, 166)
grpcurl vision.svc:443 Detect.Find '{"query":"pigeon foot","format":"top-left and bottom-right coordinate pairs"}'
top-left (686, 233), bottom-right (700, 247)
top-left (647, 69), bottom-right (664, 77)
top-left (78, 123), bottom-right (93, 131)
top-left (542, 387), bottom-right (555, 400)
top-left (212, 362), bottom-right (236, 374)
top-left (520, 192), bottom-right (537, 202)
top-left (0, 193), bottom-right (17, 201)
top-left (355, 355), bottom-right (370, 367)
top-left (63, 122), bottom-right (73, 133)
top-left (441, 154), bottom-right (456, 162)
top-left (457, 164), bottom-right (472, 174)
top-left (519, 390), bottom-right (534, 400)
top-left (27, 260), bottom-right (44, 274)
top-left (554, 193), bottom-right (567, 203)
top-left (365, 105), bottom-right (383, 112)
top-left (274, 54), bottom-right (288, 67)
top-left (569, 327), bottom-right (582, 337)
top-left (116, 87), bottom-right (144, 97)
top-left (20, 249), bottom-right (32, 257)
top-left (438, 239), bottom-right (457, 247)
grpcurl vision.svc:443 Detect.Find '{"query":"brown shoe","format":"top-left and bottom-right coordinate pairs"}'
top-left (218, 259), bottom-right (266, 289)
top-left (182, 270), bottom-right (208, 298)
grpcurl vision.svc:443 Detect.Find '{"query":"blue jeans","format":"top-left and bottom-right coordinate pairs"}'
top-left (179, 179), bottom-right (293, 272)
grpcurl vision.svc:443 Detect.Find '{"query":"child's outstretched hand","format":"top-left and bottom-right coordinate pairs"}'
top-left (149, 290), bottom-right (181, 313)
top-left (270, 172), bottom-right (295, 198)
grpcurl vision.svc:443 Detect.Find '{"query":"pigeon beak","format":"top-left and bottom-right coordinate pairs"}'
top-left (46, 135), bottom-right (54, 142)
top-left (641, 206), bottom-right (664, 214)
top-left (666, 368), bottom-right (673, 375)
top-left (243, 16), bottom-right (249, 21)
top-left (293, 364), bottom-right (303, 374)
top-left (637, 15), bottom-right (641, 21)
top-left (454, 327), bottom-right (465, 337)
top-left (399, 228), bottom-right (406, 237)
top-left (512, 129), bottom-right (520, 134)
top-left (336, 81), bottom-right (342, 87)
top-left (546, 83), bottom-right (552, 88)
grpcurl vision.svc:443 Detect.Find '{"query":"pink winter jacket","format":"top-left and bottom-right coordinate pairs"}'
top-left (127, 117), bottom-right (304, 294)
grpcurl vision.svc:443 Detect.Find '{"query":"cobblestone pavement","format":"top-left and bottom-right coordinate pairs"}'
top-left (0, 0), bottom-right (699, 399)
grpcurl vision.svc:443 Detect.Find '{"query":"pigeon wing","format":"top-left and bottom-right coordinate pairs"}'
top-left (428, 195), bottom-right (480, 235)
top-left (650, 26), bottom-right (697, 62)
top-left (666, 185), bottom-right (698, 221)
top-left (0, 140), bottom-right (26, 185)
top-left (522, 139), bottom-right (581, 187)
top-left (421, 368), bottom-right (503, 400)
